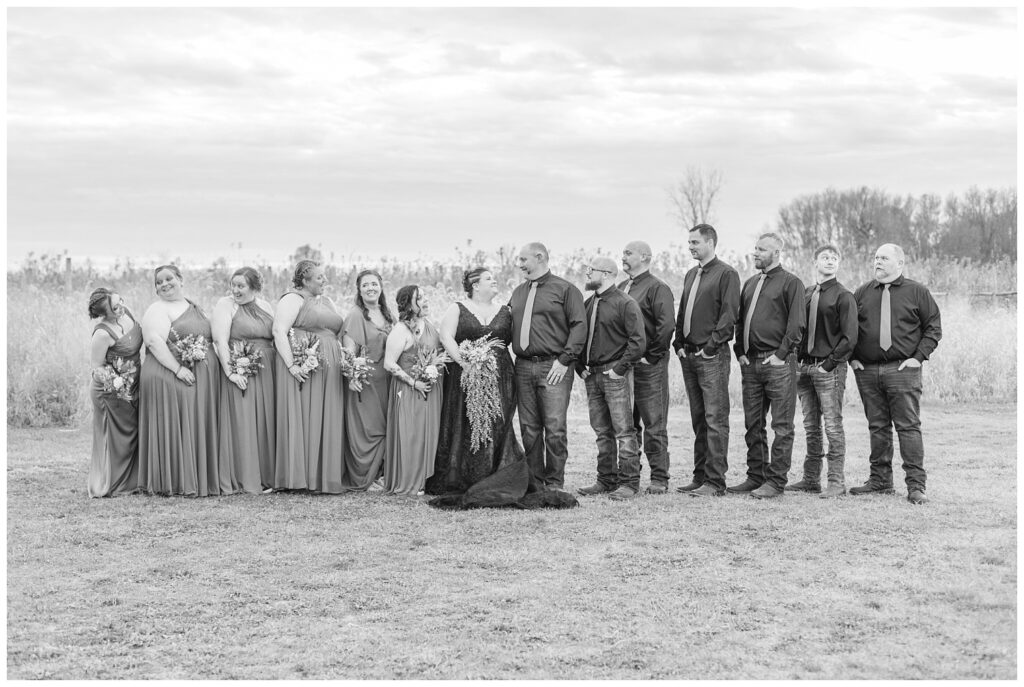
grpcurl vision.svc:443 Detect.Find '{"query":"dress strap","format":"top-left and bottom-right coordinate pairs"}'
top-left (93, 322), bottom-right (120, 340)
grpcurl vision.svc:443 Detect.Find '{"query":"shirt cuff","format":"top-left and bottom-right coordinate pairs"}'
top-left (557, 354), bottom-right (574, 367)
top-left (820, 358), bottom-right (837, 372)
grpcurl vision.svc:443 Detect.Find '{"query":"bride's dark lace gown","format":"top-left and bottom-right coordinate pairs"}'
top-left (425, 303), bottom-right (525, 495)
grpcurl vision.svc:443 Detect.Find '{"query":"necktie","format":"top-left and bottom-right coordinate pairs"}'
top-left (682, 268), bottom-right (702, 338)
top-left (880, 283), bottom-right (892, 350)
top-left (742, 273), bottom-right (767, 355)
top-left (585, 296), bottom-right (600, 365)
top-left (622, 278), bottom-right (634, 295)
top-left (807, 284), bottom-right (821, 355)
top-left (519, 281), bottom-right (538, 351)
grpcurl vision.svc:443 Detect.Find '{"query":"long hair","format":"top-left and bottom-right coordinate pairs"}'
top-left (354, 269), bottom-right (395, 324)
top-left (395, 285), bottom-right (420, 323)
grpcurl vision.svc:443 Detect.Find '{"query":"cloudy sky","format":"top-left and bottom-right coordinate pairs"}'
top-left (7, 7), bottom-right (1017, 269)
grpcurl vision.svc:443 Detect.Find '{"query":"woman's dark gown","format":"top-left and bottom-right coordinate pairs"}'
top-left (88, 310), bottom-right (143, 497)
top-left (425, 303), bottom-right (524, 495)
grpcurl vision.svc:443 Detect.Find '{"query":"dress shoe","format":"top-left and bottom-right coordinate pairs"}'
top-left (726, 479), bottom-right (761, 493)
top-left (784, 479), bottom-right (821, 493)
top-left (577, 483), bottom-right (612, 496)
top-left (848, 481), bottom-right (895, 495)
top-left (608, 486), bottom-right (638, 501)
top-left (645, 482), bottom-right (668, 495)
top-left (907, 490), bottom-right (929, 505)
top-left (819, 484), bottom-right (846, 498)
top-left (750, 484), bottom-right (784, 499)
top-left (675, 481), bottom-right (702, 493)
top-left (689, 484), bottom-right (725, 497)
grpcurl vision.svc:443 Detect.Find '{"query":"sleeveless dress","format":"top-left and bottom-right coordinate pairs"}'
top-left (274, 293), bottom-right (347, 493)
top-left (341, 311), bottom-right (392, 491)
top-left (88, 310), bottom-right (144, 498)
top-left (383, 320), bottom-right (444, 495)
top-left (138, 300), bottom-right (221, 496)
top-left (426, 304), bottom-right (525, 495)
top-left (218, 301), bottom-right (277, 494)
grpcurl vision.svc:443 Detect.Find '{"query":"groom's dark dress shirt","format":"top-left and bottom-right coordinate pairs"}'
top-left (509, 270), bottom-right (587, 366)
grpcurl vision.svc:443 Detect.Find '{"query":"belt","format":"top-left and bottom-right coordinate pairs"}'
top-left (803, 356), bottom-right (830, 364)
top-left (682, 343), bottom-right (706, 354)
top-left (518, 354), bottom-right (557, 363)
top-left (749, 350), bottom-right (776, 359)
top-left (584, 361), bottom-right (617, 373)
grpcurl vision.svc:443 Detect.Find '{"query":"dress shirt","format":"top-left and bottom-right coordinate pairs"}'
top-left (852, 275), bottom-right (942, 363)
top-left (733, 264), bottom-right (806, 359)
top-left (671, 257), bottom-right (741, 356)
top-left (616, 270), bottom-right (675, 364)
top-left (509, 270), bottom-right (588, 366)
top-left (800, 278), bottom-right (858, 371)
top-left (577, 285), bottom-right (646, 376)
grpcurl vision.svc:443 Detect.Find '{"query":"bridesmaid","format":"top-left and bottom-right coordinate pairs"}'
top-left (272, 260), bottom-right (347, 493)
top-left (341, 269), bottom-right (395, 491)
top-left (383, 285), bottom-right (444, 496)
top-left (212, 266), bottom-right (276, 494)
top-left (87, 288), bottom-right (143, 497)
top-left (138, 264), bottom-right (220, 496)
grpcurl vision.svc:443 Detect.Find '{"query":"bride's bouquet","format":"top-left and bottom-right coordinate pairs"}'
top-left (410, 346), bottom-right (451, 399)
top-left (339, 345), bottom-right (375, 398)
top-left (288, 328), bottom-right (325, 389)
top-left (228, 340), bottom-right (265, 395)
top-left (94, 357), bottom-right (138, 403)
top-left (457, 335), bottom-right (506, 452)
top-left (170, 328), bottom-right (208, 369)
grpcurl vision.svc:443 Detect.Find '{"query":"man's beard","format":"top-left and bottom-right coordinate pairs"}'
top-left (585, 279), bottom-right (602, 291)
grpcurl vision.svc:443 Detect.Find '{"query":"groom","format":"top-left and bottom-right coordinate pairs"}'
top-left (509, 242), bottom-right (587, 492)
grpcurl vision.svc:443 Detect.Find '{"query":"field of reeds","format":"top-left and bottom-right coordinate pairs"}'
top-left (6, 247), bottom-right (1017, 428)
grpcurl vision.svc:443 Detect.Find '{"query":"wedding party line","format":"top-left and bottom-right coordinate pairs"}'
top-left (87, 227), bottom-right (942, 507)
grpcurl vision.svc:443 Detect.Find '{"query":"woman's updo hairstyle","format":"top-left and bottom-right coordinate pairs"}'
top-left (292, 260), bottom-right (320, 289)
top-left (462, 266), bottom-right (488, 297)
top-left (395, 285), bottom-right (420, 322)
top-left (87, 287), bottom-right (114, 319)
top-left (233, 266), bottom-right (263, 292)
top-left (153, 264), bottom-right (183, 284)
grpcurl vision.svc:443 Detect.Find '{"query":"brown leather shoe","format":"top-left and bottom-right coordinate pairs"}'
top-left (819, 484), bottom-right (846, 498)
top-left (751, 484), bottom-right (784, 499)
top-left (608, 486), bottom-right (638, 501)
top-left (689, 484), bottom-right (725, 497)
top-left (577, 483), bottom-right (612, 496)
top-left (675, 481), bottom-right (702, 493)
top-left (784, 479), bottom-right (821, 493)
top-left (849, 481), bottom-right (895, 495)
top-left (907, 490), bottom-right (929, 505)
top-left (726, 479), bottom-right (760, 493)
top-left (645, 483), bottom-right (668, 495)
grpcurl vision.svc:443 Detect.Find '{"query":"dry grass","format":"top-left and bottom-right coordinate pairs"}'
top-left (7, 403), bottom-right (1016, 679)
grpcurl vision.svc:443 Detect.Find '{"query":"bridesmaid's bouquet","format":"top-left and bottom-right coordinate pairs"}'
top-left (457, 336), bottom-right (506, 452)
top-left (94, 357), bottom-right (138, 403)
top-left (170, 328), bottom-right (209, 369)
top-left (339, 346), bottom-right (374, 398)
top-left (288, 328), bottom-right (325, 389)
top-left (228, 340), bottom-right (265, 395)
top-left (410, 346), bottom-right (451, 399)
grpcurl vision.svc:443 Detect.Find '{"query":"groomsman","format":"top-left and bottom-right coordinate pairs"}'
top-left (849, 243), bottom-right (941, 504)
top-left (576, 257), bottom-right (646, 500)
top-left (671, 224), bottom-right (740, 497)
top-left (787, 245), bottom-right (858, 498)
top-left (509, 242), bottom-right (587, 492)
top-left (618, 241), bottom-right (676, 494)
top-left (730, 233), bottom-right (805, 499)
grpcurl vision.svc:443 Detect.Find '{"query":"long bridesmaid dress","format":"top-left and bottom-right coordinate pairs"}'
top-left (383, 320), bottom-right (444, 495)
top-left (217, 301), bottom-right (277, 494)
top-left (138, 301), bottom-right (221, 496)
top-left (274, 293), bottom-right (347, 493)
top-left (88, 309), bottom-right (144, 497)
top-left (341, 311), bottom-right (391, 491)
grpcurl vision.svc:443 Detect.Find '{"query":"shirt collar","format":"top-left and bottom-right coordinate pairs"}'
top-left (701, 256), bottom-right (720, 271)
top-left (875, 274), bottom-right (905, 288)
top-left (817, 277), bottom-right (837, 289)
top-left (529, 269), bottom-right (552, 285)
top-left (763, 264), bottom-right (783, 277)
top-left (627, 270), bottom-right (650, 283)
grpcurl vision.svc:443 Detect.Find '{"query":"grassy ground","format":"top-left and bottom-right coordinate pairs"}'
top-left (6, 403), bottom-right (1016, 679)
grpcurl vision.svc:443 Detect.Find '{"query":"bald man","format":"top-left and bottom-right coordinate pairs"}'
top-left (618, 240), bottom-right (676, 494)
top-left (850, 243), bottom-right (942, 505)
top-left (576, 256), bottom-right (646, 500)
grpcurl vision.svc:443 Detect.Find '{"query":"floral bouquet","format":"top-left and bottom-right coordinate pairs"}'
top-left (170, 328), bottom-right (208, 369)
top-left (94, 357), bottom-right (138, 403)
top-left (228, 340), bottom-right (265, 395)
top-left (410, 346), bottom-right (451, 398)
top-left (288, 328), bottom-right (325, 389)
top-left (457, 335), bottom-right (506, 452)
top-left (339, 345), bottom-right (375, 399)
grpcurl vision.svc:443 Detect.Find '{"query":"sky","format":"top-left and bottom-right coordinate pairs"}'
top-left (6, 7), bottom-right (1018, 270)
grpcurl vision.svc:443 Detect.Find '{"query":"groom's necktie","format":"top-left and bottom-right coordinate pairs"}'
top-left (743, 273), bottom-right (767, 355)
top-left (519, 280), bottom-right (538, 351)
top-left (585, 296), bottom-right (601, 366)
top-left (807, 284), bottom-right (821, 355)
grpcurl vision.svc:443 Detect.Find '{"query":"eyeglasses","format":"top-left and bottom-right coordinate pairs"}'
top-left (586, 266), bottom-right (613, 275)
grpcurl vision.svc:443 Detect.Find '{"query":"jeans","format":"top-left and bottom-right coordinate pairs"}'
top-left (515, 358), bottom-right (575, 489)
top-left (740, 354), bottom-right (798, 489)
top-left (585, 370), bottom-right (641, 491)
top-left (680, 350), bottom-right (731, 490)
top-left (852, 361), bottom-right (926, 492)
top-left (631, 357), bottom-right (671, 485)
top-left (797, 361), bottom-right (848, 487)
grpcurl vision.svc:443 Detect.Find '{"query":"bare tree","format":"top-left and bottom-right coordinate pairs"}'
top-left (667, 166), bottom-right (724, 229)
